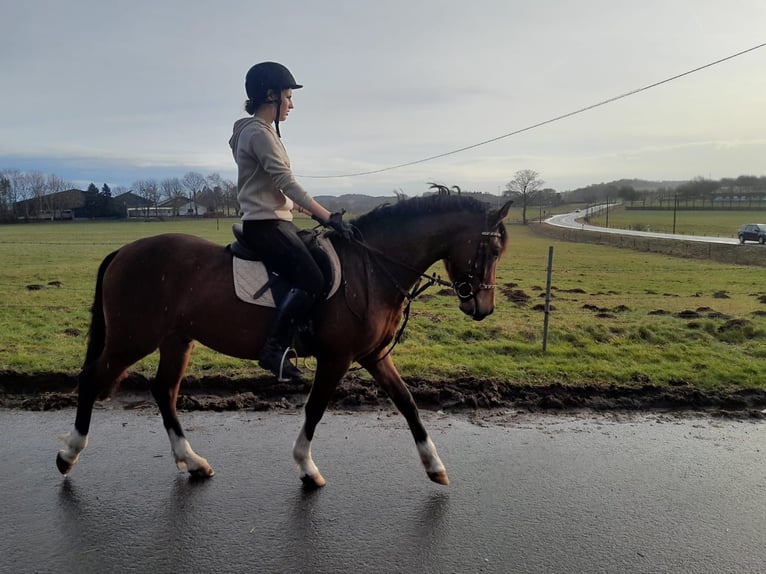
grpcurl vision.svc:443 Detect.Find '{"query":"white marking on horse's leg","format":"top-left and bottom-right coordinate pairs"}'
top-left (417, 437), bottom-right (449, 485)
top-left (57, 429), bottom-right (88, 469)
top-left (293, 426), bottom-right (325, 487)
top-left (168, 429), bottom-right (214, 478)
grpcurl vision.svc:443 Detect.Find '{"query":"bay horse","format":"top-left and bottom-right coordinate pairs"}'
top-left (57, 193), bottom-right (512, 487)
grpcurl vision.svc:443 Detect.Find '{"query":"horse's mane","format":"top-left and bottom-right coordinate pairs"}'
top-left (351, 193), bottom-right (491, 230)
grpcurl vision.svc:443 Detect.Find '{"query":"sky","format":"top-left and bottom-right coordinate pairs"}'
top-left (2, 0), bottom-right (765, 197)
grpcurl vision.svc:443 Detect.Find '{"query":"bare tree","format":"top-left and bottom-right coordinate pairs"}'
top-left (28, 171), bottom-right (47, 217)
top-left (205, 172), bottom-right (224, 216)
top-left (206, 172), bottom-right (223, 192)
top-left (0, 169), bottom-right (21, 219)
top-left (221, 178), bottom-right (237, 215)
top-left (46, 174), bottom-right (69, 194)
top-left (182, 171), bottom-right (206, 216)
top-left (503, 169), bottom-right (545, 224)
top-left (160, 177), bottom-right (185, 215)
top-left (45, 174), bottom-right (71, 219)
top-left (0, 173), bottom-right (11, 220)
top-left (133, 179), bottom-right (161, 215)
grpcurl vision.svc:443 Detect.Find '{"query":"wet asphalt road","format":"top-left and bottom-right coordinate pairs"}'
top-left (1, 408), bottom-right (764, 574)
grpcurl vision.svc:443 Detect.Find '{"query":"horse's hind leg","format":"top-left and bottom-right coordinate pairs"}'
top-left (151, 336), bottom-right (214, 478)
top-left (56, 357), bottom-right (130, 475)
top-left (362, 354), bottom-right (449, 485)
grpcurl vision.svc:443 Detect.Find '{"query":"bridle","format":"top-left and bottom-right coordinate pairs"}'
top-left (451, 230), bottom-right (502, 303)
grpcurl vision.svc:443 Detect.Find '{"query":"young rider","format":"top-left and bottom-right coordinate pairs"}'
top-left (229, 61), bottom-right (351, 381)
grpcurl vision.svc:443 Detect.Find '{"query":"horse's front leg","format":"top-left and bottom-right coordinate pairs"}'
top-left (361, 354), bottom-right (449, 485)
top-left (293, 358), bottom-right (351, 488)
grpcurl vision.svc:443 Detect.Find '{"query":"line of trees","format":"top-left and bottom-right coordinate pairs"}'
top-left (0, 168), bottom-right (239, 221)
top-left (501, 170), bottom-right (766, 223)
top-left (639, 175), bottom-right (766, 209)
top-left (563, 175), bottom-right (766, 208)
top-left (0, 169), bottom-right (74, 220)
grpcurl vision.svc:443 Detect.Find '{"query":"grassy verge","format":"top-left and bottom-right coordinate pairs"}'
top-left (1, 216), bottom-right (764, 394)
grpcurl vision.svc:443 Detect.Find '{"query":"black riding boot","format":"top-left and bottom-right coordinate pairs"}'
top-left (258, 288), bottom-right (314, 382)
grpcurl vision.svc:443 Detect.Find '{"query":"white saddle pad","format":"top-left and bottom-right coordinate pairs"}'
top-left (233, 259), bottom-right (278, 307)
top-left (232, 236), bottom-right (342, 308)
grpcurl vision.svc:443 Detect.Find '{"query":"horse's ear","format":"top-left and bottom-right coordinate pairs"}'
top-left (490, 199), bottom-right (513, 223)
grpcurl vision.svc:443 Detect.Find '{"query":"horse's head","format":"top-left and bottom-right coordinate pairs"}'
top-left (443, 200), bottom-right (512, 320)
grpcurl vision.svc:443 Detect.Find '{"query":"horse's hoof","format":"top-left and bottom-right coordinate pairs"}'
top-left (427, 470), bottom-right (450, 485)
top-left (56, 453), bottom-right (73, 475)
top-left (188, 466), bottom-right (215, 479)
top-left (300, 472), bottom-right (326, 489)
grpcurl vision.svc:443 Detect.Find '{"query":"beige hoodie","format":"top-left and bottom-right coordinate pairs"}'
top-left (229, 116), bottom-right (313, 221)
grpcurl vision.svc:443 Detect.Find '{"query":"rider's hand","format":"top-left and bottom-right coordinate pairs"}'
top-left (325, 212), bottom-right (353, 240)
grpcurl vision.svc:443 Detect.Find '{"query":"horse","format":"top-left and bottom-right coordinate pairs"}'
top-left (56, 193), bottom-right (512, 487)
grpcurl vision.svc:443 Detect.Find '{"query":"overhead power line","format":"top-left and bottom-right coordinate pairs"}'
top-left (297, 42), bottom-right (766, 179)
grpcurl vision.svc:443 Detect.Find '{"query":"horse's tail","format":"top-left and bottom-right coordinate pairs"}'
top-left (83, 250), bottom-right (120, 368)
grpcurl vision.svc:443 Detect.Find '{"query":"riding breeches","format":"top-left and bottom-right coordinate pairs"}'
top-left (241, 219), bottom-right (325, 297)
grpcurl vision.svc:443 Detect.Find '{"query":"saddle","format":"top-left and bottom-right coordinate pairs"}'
top-left (228, 224), bottom-right (342, 308)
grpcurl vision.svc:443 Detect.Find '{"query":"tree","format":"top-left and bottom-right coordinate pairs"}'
top-left (221, 179), bottom-right (237, 215)
top-left (616, 185), bottom-right (640, 202)
top-left (1, 169), bottom-right (21, 219)
top-left (0, 173), bottom-right (11, 221)
top-left (133, 179), bottom-right (161, 215)
top-left (205, 173), bottom-right (225, 216)
top-left (44, 174), bottom-right (70, 218)
top-left (30, 171), bottom-right (47, 217)
top-left (182, 171), bottom-right (206, 216)
top-left (160, 177), bottom-right (185, 215)
top-left (12, 171), bottom-right (34, 218)
top-left (503, 169), bottom-right (544, 224)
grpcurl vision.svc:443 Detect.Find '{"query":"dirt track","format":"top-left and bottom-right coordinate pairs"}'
top-left (2, 371), bottom-right (765, 419)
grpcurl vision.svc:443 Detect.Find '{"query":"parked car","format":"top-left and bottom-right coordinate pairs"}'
top-left (738, 223), bottom-right (766, 244)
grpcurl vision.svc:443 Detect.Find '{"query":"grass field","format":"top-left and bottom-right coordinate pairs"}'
top-left (586, 206), bottom-right (766, 238)
top-left (1, 212), bottom-right (765, 393)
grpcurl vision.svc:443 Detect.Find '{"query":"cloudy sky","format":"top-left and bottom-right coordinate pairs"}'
top-left (2, 0), bottom-right (765, 197)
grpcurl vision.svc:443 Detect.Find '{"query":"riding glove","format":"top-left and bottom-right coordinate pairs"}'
top-left (325, 212), bottom-right (354, 240)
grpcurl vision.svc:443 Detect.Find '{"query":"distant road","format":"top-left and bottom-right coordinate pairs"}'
top-left (545, 205), bottom-right (739, 245)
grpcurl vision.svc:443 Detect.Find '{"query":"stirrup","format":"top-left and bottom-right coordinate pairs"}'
top-left (277, 347), bottom-right (302, 383)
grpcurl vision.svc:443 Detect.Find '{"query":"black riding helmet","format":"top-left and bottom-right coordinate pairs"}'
top-left (245, 62), bottom-right (303, 137)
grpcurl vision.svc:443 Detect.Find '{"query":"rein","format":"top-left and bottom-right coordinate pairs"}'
top-left (349, 233), bottom-right (454, 301)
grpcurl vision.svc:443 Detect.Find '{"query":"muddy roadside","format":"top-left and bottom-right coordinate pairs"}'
top-left (1, 371), bottom-right (765, 419)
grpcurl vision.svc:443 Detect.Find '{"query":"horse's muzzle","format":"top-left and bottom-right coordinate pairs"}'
top-left (459, 298), bottom-right (494, 321)
top-left (471, 308), bottom-right (494, 321)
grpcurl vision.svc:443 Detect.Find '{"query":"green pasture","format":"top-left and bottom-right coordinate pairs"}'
top-left (1, 213), bottom-right (765, 392)
top-left (586, 206), bottom-right (766, 238)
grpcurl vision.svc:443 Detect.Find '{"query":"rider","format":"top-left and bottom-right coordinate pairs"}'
top-left (229, 61), bottom-right (352, 381)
